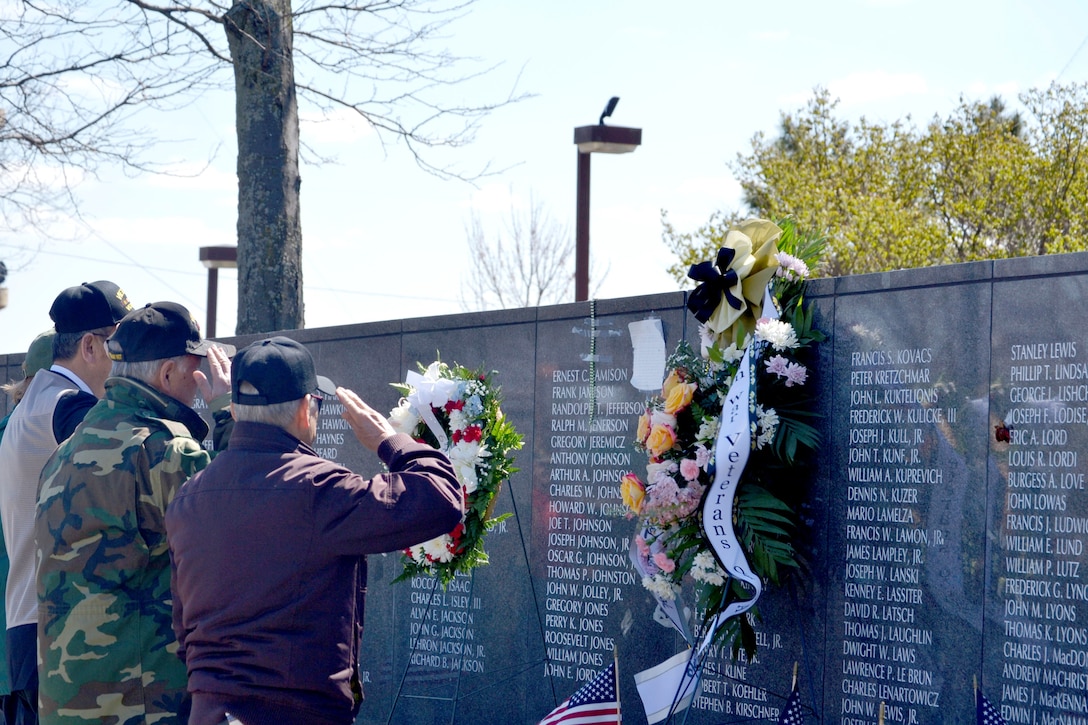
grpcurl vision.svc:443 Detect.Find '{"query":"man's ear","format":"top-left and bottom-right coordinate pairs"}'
top-left (154, 359), bottom-right (176, 391)
top-left (293, 396), bottom-right (312, 431)
top-left (80, 332), bottom-right (99, 362)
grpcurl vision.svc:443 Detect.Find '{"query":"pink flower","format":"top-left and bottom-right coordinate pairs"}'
top-left (694, 444), bottom-right (711, 470)
top-left (635, 535), bottom-right (650, 557)
top-left (652, 552), bottom-right (676, 573)
top-left (675, 483), bottom-right (705, 518)
top-left (647, 477), bottom-right (680, 508)
top-left (784, 362), bottom-right (808, 387)
top-left (679, 458), bottom-right (700, 482)
top-left (765, 354), bottom-right (790, 376)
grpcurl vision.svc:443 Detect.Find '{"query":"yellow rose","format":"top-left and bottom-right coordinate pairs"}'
top-left (645, 423), bottom-right (678, 459)
top-left (661, 369), bottom-right (683, 399)
top-left (620, 473), bottom-right (646, 514)
top-left (636, 411), bottom-right (652, 445)
top-left (663, 381), bottom-right (697, 415)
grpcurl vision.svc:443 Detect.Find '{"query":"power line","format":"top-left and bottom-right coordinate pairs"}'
top-left (0, 244), bottom-right (459, 304)
top-left (1057, 30), bottom-right (1088, 80)
top-left (0, 245), bottom-right (204, 278)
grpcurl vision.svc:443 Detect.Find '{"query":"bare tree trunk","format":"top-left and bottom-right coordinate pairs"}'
top-left (225, 0), bottom-right (303, 334)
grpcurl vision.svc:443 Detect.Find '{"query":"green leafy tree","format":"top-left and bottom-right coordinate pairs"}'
top-left (665, 82), bottom-right (1088, 281)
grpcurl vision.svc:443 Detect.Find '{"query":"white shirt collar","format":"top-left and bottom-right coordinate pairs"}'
top-left (49, 364), bottom-right (92, 395)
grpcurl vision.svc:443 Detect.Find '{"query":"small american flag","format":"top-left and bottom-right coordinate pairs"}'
top-left (977, 691), bottom-right (1007, 725)
top-left (539, 662), bottom-right (620, 725)
top-left (778, 687), bottom-right (803, 724)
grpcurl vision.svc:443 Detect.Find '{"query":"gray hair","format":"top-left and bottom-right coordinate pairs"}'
top-left (231, 381), bottom-right (309, 429)
top-left (111, 355), bottom-right (190, 386)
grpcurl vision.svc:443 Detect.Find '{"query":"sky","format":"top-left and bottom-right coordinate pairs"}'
top-left (3, 0), bottom-right (1088, 355)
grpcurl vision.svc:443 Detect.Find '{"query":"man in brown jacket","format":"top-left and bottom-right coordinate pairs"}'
top-left (168, 336), bottom-right (463, 725)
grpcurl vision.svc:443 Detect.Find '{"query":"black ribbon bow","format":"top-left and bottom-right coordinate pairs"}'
top-left (686, 247), bottom-right (744, 323)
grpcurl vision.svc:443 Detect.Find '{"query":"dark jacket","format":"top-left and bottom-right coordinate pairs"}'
top-left (166, 422), bottom-right (463, 725)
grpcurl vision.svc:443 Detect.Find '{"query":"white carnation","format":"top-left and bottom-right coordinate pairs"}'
top-left (422, 535), bottom-right (455, 563)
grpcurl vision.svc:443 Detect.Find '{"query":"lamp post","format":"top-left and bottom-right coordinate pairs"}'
top-left (198, 246), bottom-right (237, 338)
top-left (573, 97), bottom-right (642, 301)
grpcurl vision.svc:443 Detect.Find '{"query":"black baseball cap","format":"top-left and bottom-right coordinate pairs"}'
top-left (232, 336), bottom-right (336, 406)
top-left (49, 281), bottom-right (133, 334)
top-left (107, 301), bottom-right (236, 362)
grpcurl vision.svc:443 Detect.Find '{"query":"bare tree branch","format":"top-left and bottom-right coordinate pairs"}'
top-left (460, 191), bottom-right (607, 311)
top-left (1, 0), bottom-right (526, 333)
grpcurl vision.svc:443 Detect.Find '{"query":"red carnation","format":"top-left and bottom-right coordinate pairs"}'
top-left (461, 426), bottom-right (482, 443)
top-left (445, 399), bottom-right (465, 413)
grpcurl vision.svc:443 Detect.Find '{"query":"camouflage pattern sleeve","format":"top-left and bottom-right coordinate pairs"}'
top-left (35, 398), bottom-right (209, 725)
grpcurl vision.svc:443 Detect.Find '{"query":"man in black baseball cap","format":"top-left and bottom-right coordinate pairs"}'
top-left (232, 336), bottom-right (335, 407)
top-left (48, 280), bottom-right (132, 335)
top-left (35, 300), bottom-right (235, 725)
top-left (0, 280), bottom-right (133, 724)
top-left (107, 301), bottom-right (236, 363)
top-left (168, 336), bottom-right (463, 725)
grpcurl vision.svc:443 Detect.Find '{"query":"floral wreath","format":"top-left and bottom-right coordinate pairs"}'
top-left (622, 218), bottom-right (824, 658)
top-left (389, 360), bottom-right (524, 588)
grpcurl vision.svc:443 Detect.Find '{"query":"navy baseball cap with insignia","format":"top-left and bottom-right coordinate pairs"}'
top-left (48, 281), bottom-right (133, 334)
top-left (107, 301), bottom-right (236, 362)
top-left (232, 336), bottom-right (336, 406)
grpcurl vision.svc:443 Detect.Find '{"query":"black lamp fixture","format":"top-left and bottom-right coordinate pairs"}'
top-left (573, 97), bottom-right (642, 301)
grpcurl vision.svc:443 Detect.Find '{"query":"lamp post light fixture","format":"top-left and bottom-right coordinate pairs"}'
top-left (573, 96), bottom-right (642, 301)
top-left (198, 245), bottom-right (237, 338)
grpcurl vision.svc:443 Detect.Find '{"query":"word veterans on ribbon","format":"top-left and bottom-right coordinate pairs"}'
top-left (622, 218), bottom-right (824, 722)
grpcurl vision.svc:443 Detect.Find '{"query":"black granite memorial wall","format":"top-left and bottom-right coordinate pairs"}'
top-left (2, 251), bottom-right (1087, 724)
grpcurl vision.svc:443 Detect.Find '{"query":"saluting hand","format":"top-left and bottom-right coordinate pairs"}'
top-left (194, 345), bottom-right (233, 403)
top-left (337, 387), bottom-right (396, 452)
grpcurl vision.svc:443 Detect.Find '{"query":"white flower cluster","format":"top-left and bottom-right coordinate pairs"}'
top-left (407, 535), bottom-right (455, 565)
top-left (690, 551), bottom-right (727, 586)
top-left (395, 369), bottom-right (491, 568)
top-left (449, 440), bottom-right (487, 494)
top-left (754, 318), bottom-right (799, 351)
top-left (753, 404), bottom-right (779, 450)
top-left (642, 573), bottom-right (681, 600)
top-left (698, 326), bottom-right (747, 370)
top-left (696, 417), bottom-right (719, 446)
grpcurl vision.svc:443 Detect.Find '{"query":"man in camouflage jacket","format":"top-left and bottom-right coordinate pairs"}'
top-left (35, 302), bottom-right (234, 725)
